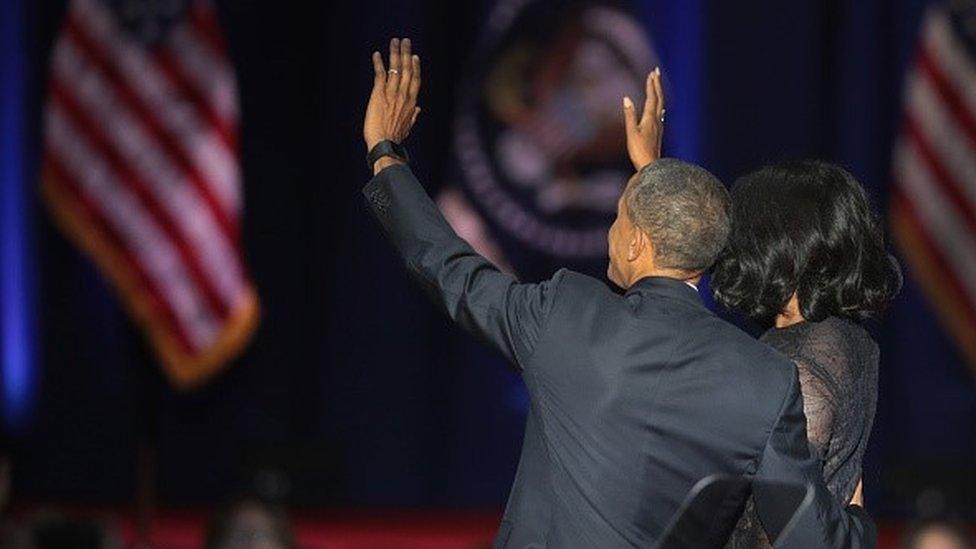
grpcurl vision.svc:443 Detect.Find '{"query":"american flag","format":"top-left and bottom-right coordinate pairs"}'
top-left (40, 0), bottom-right (259, 388)
top-left (890, 1), bottom-right (976, 371)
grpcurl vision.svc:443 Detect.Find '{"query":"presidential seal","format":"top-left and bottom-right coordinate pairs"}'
top-left (454, 0), bottom-right (657, 260)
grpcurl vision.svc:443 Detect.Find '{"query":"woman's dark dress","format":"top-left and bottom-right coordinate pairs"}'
top-left (726, 316), bottom-right (879, 548)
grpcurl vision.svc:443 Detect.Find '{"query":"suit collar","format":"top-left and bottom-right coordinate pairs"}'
top-left (625, 276), bottom-right (703, 307)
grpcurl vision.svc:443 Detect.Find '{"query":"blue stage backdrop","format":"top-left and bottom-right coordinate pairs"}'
top-left (4, 0), bottom-right (973, 519)
top-left (0, 0), bottom-right (36, 433)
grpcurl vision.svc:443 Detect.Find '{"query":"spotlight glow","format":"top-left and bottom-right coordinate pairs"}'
top-left (0, 0), bottom-right (36, 431)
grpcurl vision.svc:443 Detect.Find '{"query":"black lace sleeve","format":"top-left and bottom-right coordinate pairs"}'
top-left (793, 354), bottom-right (841, 460)
top-left (780, 318), bottom-right (877, 503)
top-left (725, 317), bottom-right (879, 548)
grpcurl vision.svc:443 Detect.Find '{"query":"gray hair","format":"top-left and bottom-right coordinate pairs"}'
top-left (625, 158), bottom-right (731, 273)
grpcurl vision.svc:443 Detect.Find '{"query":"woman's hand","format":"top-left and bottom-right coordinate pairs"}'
top-left (622, 67), bottom-right (664, 171)
top-left (364, 38), bottom-right (421, 152)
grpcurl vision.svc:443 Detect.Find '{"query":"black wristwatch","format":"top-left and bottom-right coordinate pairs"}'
top-left (367, 140), bottom-right (410, 170)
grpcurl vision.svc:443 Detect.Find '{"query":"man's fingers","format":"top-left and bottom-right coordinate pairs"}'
top-left (389, 38), bottom-right (402, 71)
top-left (623, 96), bottom-right (638, 134)
top-left (641, 68), bottom-right (659, 126)
top-left (408, 55), bottom-right (421, 99)
top-left (411, 106), bottom-right (421, 126)
top-left (652, 68), bottom-right (664, 119)
top-left (371, 51), bottom-right (386, 92)
top-left (386, 38), bottom-right (402, 100)
top-left (399, 38), bottom-right (413, 95)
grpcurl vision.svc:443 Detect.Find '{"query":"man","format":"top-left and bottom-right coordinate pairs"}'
top-left (361, 39), bottom-right (875, 548)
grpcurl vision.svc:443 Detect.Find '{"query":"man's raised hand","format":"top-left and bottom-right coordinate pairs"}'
top-left (622, 67), bottom-right (665, 172)
top-left (364, 38), bottom-right (421, 152)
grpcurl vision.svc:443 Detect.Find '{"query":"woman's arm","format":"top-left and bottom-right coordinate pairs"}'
top-left (794, 359), bottom-right (836, 455)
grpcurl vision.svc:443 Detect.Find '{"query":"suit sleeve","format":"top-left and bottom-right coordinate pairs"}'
top-left (363, 164), bottom-right (561, 367)
top-left (753, 368), bottom-right (877, 548)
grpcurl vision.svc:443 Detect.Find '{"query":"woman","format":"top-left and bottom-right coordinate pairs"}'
top-left (711, 161), bottom-right (902, 548)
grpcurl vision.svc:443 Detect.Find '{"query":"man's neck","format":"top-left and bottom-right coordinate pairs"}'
top-left (628, 268), bottom-right (701, 289)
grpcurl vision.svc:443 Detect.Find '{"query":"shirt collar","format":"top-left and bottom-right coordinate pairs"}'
top-left (625, 276), bottom-right (703, 307)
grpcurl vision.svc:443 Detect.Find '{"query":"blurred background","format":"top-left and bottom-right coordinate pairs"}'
top-left (1, 0), bottom-right (974, 547)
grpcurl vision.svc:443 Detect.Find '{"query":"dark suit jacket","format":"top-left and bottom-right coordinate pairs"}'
top-left (364, 164), bottom-right (875, 548)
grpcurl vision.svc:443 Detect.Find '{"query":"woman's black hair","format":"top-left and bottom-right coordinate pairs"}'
top-left (711, 160), bottom-right (903, 323)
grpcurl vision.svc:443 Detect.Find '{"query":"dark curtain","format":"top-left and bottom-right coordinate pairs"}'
top-left (10, 0), bottom-right (973, 517)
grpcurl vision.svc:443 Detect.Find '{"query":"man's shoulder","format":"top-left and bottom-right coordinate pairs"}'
top-left (542, 270), bottom-right (793, 377)
top-left (542, 269), bottom-right (620, 306)
top-left (691, 313), bottom-right (798, 392)
top-left (553, 269), bottom-right (613, 291)
top-left (689, 320), bottom-right (800, 443)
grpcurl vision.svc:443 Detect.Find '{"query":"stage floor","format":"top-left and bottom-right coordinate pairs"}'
top-left (13, 506), bottom-right (910, 548)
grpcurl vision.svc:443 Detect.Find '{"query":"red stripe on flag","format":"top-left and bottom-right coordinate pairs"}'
top-left (153, 47), bottom-right (238, 152)
top-left (918, 46), bottom-right (976, 149)
top-left (891, 186), bottom-right (976, 326)
top-left (44, 153), bottom-right (197, 353)
top-left (64, 16), bottom-right (242, 248)
top-left (902, 115), bottom-right (976, 236)
top-left (50, 77), bottom-right (231, 320)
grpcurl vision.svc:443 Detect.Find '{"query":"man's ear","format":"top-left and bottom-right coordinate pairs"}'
top-left (627, 229), bottom-right (649, 262)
